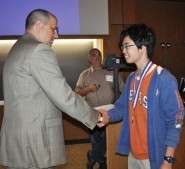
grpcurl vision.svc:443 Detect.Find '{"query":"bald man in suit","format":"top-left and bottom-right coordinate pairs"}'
top-left (0, 9), bottom-right (101, 169)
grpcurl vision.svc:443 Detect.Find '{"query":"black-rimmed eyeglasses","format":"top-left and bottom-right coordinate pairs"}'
top-left (121, 44), bottom-right (136, 50)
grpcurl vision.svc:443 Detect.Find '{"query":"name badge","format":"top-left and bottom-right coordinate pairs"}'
top-left (106, 75), bottom-right (113, 82)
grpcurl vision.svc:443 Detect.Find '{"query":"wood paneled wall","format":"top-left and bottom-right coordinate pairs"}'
top-left (105, 0), bottom-right (185, 81)
top-left (136, 0), bottom-right (185, 81)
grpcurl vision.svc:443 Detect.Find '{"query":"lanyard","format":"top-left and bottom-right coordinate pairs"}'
top-left (133, 61), bottom-right (152, 108)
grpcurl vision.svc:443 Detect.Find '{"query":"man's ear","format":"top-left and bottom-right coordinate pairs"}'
top-left (35, 20), bottom-right (43, 32)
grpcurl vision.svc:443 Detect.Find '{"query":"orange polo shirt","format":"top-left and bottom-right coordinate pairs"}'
top-left (129, 64), bottom-right (157, 159)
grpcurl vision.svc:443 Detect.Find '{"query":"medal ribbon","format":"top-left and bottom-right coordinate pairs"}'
top-left (133, 61), bottom-right (152, 108)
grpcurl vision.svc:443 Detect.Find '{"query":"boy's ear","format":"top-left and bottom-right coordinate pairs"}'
top-left (141, 45), bottom-right (147, 51)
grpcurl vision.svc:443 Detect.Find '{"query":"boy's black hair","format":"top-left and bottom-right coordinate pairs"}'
top-left (120, 24), bottom-right (156, 59)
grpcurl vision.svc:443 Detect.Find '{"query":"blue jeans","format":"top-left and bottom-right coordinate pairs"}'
top-left (89, 126), bottom-right (106, 164)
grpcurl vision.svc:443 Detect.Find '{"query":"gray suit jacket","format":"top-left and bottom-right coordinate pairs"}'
top-left (0, 33), bottom-right (98, 168)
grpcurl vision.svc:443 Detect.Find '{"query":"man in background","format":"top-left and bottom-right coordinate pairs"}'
top-left (0, 9), bottom-right (101, 169)
top-left (75, 48), bottom-right (124, 169)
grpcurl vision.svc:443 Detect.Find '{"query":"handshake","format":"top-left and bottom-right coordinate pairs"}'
top-left (95, 104), bottom-right (114, 127)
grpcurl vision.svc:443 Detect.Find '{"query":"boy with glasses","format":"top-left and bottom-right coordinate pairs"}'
top-left (98, 24), bottom-right (184, 169)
